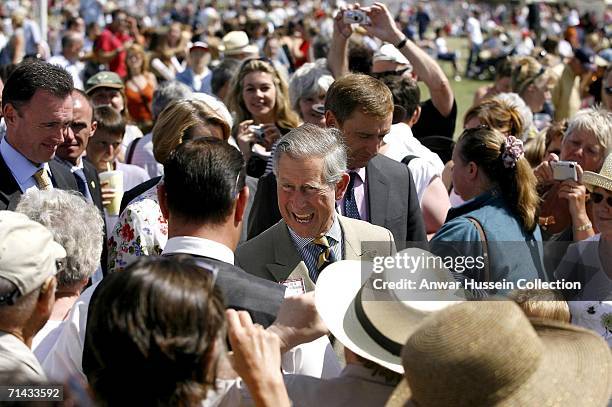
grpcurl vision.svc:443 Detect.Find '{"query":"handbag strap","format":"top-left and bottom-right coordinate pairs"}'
top-left (466, 216), bottom-right (490, 282)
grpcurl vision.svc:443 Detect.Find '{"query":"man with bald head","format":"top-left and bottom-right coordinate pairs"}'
top-left (49, 32), bottom-right (86, 90)
top-left (55, 89), bottom-right (103, 211)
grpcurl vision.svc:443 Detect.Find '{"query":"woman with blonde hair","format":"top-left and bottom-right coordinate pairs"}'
top-left (226, 58), bottom-right (300, 177)
top-left (108, 99), bottom-right (231, 272)
top-left (125, 44), bottom-right (157, 131)
top-left (511, 56), bottom-right (557, 130)
top-left (432, 126), bottom-right (545, 292)
top-left (463, 97), bottom-right (525, 138)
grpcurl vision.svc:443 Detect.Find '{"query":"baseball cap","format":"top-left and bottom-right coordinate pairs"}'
top-left (373, 44), bottom-right (412, 69)
top-left (0, 211), bottom-right (65, 304)
top-left (85, 71), bottom-right (124, 95)
top-left (574, 47), bottom-right (596, 72)
top-left (189, 41), bottom-right (210, 51)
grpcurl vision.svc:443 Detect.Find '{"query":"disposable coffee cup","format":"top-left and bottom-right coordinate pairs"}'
top-left (98, 170), bottom-right (124, 216)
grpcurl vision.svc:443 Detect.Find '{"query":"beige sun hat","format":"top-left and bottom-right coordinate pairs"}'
top-left (218, 31), bottom-right (259, 56)
top-left (386, 300), bottom-right (612, 407)
top-left (583, 153), bottom-right (612, 192)
top-left (315, 248), bottom-right (466, 373)
top-left (0, 211), bottom-right (66, 304)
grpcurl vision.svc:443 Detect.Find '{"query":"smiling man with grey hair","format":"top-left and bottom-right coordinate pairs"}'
top-left (236, 124), bottom-right (395, 292)
top-left (16, 189), bottom-right (104, 362)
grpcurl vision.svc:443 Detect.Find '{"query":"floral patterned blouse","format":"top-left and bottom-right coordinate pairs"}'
top-left (107, 183), bottom-right (168, 273)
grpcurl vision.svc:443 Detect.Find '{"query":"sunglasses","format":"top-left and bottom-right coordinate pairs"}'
top-left (605, 86), bottom-right (612, 96)
top-left (591, 192), bottom-right (612, 207)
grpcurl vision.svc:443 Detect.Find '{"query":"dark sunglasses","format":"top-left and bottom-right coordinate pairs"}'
top-left (591, 192), bottom-right (612, 207)
top-left (239, 57), bottom-right (274, 71)
top-left (605, 86), bottom-right (612, 96)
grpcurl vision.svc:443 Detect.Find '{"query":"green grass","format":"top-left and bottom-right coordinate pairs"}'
top-left (418, 36), bottom-right (492, 139)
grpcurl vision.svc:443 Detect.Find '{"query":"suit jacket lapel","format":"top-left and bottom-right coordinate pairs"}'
top-left (83, 160), bottom-right (104, 213)
top-left (0, 154), bottom-right (22, 210)
top-left (339, 215), bottom-right (363, 260)
top-left (49, 160), bottom-right (78, 191)
top-left (366, 157), bottom-right (389, 227)
top-left (266, 221), bottom-right (315, 291)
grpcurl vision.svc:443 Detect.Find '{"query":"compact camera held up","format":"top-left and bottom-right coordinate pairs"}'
top-left (343, 9), bottom-right (370, 25)
top-left (551, 161), bottom-right (578, 182)
top-left (249, 125), bottom-right (266, 143)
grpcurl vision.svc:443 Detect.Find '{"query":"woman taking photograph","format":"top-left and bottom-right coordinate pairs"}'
top-left (226, 58), bottom-right (300, 178)
top-left (431, 126), bottom-right (546, 292)
top-left (554, 153), bottom-right (612, 345)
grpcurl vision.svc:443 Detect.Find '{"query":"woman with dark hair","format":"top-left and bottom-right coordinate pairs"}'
top-left (432, 126), bottom-right (546, 292)
top-left (86, 256), bottom-right (290, 406)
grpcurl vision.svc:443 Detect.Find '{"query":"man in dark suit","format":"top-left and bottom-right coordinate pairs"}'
top-left (0, 60), bottom-right (78, 210)
top-left (55, 89), bottom-right (104, 212)
top-left (54, 89), bottom-right (107, 275)
top-left (158, 138), bottom-right (285, 327)
top-left (248, 73), bottom-right (426, 245)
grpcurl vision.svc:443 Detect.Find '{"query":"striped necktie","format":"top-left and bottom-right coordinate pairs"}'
top-left (33, 168), bottom-right (52, 190)
top-left (312, 236), bottom-right (332, 282)
top-left (343, 171), bottom-right (361, 219)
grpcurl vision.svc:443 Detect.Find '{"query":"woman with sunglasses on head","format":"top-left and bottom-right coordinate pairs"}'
top-left (431, 126), bottom-right (546, 293)
top-left (510, 56), bottom-right (558, 131)
top-left (554, 153), bottom-right (612, 345)
top-left (226, 58), bottom-right (300, 178)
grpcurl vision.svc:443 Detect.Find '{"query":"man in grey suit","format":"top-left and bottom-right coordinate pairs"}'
top-left (236, 124), bottom-right (396, 292)
top-left (247, 73), bottom-right (426, 246)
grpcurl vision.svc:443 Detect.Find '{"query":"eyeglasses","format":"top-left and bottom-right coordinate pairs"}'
top-left (591, 192), bottom-right (612, 208)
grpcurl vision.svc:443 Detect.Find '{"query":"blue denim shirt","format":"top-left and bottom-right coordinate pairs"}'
top-left (431, 189), bottom-right (547, 293)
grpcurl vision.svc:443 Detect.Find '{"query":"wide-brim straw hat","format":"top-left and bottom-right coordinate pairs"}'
top-left (218, 31), bottom-right (259, 56)
top-left (315, 251), bottom-right (465, 374)
top-left (583, 153), bottom-right (612, 193)
top-left (386, 301), bottom-right (612, 407)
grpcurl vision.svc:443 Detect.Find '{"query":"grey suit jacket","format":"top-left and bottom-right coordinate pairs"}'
top-left (247, 154), bottom-right (426, 245)
top-left (236, 215), bottom-right (396, 292)
top-left (0, 154), bottom-right (78, 210)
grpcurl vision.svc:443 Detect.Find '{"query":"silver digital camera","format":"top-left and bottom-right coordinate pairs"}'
top-left (343, 10), bottom-right (370, 25)
top-left (249, 125), bottom-right (265, 142)
top-left (551, 161), bottom-right (578, 182)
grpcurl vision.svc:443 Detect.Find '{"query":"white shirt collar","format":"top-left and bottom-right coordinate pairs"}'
top-left (162, 236), bottom-right (235, 265)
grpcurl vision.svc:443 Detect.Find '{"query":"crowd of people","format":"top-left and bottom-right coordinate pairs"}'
top-left (0, 0), bottom-right (611, 405)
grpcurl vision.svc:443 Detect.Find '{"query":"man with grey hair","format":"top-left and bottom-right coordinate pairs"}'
top-left (16, 189), bottom-right (104, 363)
top-left (0, 211), bottom-right (66, 380)
top-left (126, 81), bottom-right (193, 178)
top-left (236, 124), bottom-right (395, 292)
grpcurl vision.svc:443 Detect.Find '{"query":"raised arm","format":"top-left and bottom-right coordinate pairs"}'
top-left (327, 6), bottom-right (353, 78)
top-left (364, 2), bottom-right (454, 117)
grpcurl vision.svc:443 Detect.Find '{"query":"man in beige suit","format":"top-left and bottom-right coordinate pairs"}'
top-left (236, 124), bottom-right (395, 293)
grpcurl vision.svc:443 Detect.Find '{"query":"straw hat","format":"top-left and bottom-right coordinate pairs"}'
top-left (315, 249), bottom-right (465, 374)
top-left (218, 31), bottom-right (259, 56)
top-left (583, 153), bottom-right (612, 192)
top-left (386, 301), bottom-right (612, 407)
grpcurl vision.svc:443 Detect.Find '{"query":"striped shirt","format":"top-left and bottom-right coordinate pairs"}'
top-left (287, 216), bottom-right (343, 281)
